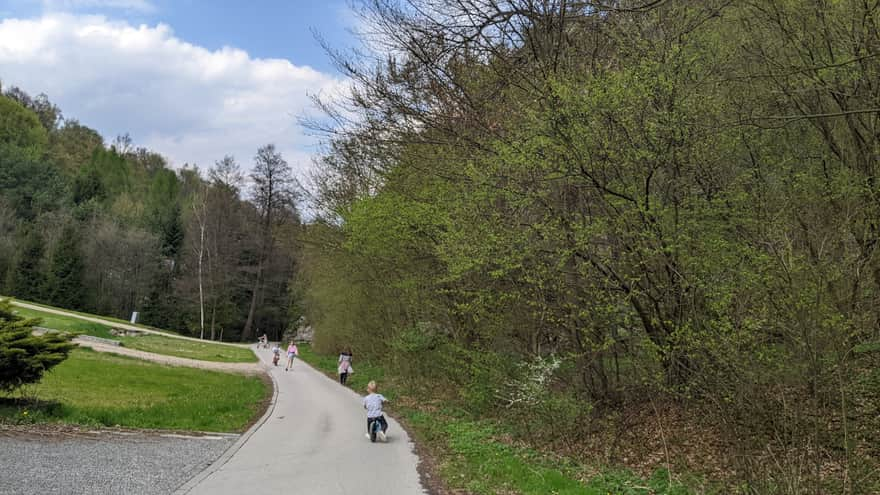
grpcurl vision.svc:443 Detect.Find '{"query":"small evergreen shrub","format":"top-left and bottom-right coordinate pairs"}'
top-left (0, 299), bottom-right (75, 393)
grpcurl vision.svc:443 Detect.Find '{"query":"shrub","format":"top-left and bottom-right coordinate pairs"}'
top-left (0, 299), bottom-right (75, 393)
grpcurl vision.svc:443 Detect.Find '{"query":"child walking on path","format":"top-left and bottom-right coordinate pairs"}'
top-left (363, 380), bottom-right (388, 442)
top-left (285, 341), bottom-right (298, 371)
top-left (338, 348), bottom-right (353, 385)
top-left (271, 343), bottom-right (281, 366)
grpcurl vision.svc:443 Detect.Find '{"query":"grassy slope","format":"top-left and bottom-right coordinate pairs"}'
top-left (12, 305), bottom-right (256, 363)
top-left (0, 348), bottom-right (267, 432)
top-left (6, 297), bottom-right (182, 334)
top-left (297, 344), bottom-right (698, 495)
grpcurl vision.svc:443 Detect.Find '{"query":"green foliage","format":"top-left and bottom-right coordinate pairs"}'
top-left (44, 223), bottom-right (86, 310)
top-left (146, 168), bottom-right (183, 257)
top-left (0, 147), bottom-right (66, 219)
top-left (6, 229), bottom-right (47, 302)
top-left (0, 83), bottom-right (296, 350)
top-left (0, 95), bottom-right (48, 159)
top-left (3, 88), bottom-right (61, 133)
top-left (71, 166), bottom-right (105, 205)
top-left (0, 299), bottom-right (75, 393)
top-left (299, 0), bottom-right (880, 491)
top-left (85, 147), bottom-right (132, 199)
top-left (49, 120), bottom-right (103, 173)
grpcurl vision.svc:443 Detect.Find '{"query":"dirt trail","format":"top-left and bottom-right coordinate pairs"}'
top-left (74, 338), bottom-right (263, 375)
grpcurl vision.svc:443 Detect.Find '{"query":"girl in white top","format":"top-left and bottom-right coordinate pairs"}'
top-left (285, 341), bottom-right (298, 371)
top-left (338, 348), bottom-right (353, 385)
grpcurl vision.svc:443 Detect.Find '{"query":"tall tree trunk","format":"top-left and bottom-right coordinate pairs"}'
top-left (193, 190), bottom-right (208, 339)
top-left (209, 303), bottom-right (216, 341)
top-left (242, 257), bottom-right (264, 341)
top-left (197, 227), bottom-right (205, 339)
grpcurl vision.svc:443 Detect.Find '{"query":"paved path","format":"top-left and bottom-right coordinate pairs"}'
top-left (177, 348), bottom-right (427, 495)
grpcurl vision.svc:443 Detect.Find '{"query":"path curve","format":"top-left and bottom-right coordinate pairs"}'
top-left (176, 347), bottom-right (427, 495)
top-left (74, 338), bottom-right (263, 375)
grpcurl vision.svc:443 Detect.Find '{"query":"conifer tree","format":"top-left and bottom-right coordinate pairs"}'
top-left (6, 229), bottom-right (46, 303)
top-left (45, 223), bottom-right (85, 310)
top-left (0, 299), bottom-right (75, 393)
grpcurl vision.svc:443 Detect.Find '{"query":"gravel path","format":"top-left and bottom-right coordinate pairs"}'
top-left (74, 339), bottom-right (263, 375)
top-left (0, 428), bottom-right (237, 495)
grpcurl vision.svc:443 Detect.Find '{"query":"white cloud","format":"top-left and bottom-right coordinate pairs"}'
top-left (0, 13), bottom-right (346, 177)
top-left (41, 0), bottom-right (156, 13)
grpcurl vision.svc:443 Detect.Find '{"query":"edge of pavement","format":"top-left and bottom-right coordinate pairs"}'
top-left (295, 353), bottom-right (434, 495)
top-left (172, 347), bottom-right (277, 495)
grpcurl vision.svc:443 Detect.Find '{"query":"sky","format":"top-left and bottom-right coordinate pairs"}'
top-left (0, 0), bottom-right (361, 178)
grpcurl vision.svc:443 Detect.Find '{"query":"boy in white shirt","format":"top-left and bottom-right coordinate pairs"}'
top-left (363, 380), bottom-right (388, 442)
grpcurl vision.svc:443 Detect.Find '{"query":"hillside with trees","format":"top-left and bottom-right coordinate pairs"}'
top-left (0, 84), bottom-right (300, 342)
top-left (297, 0), bottom-right (880, 492)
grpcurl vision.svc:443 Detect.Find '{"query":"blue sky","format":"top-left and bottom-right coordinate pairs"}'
top-left (2, 0), bottom-right (359, 72)
top-left (0, 0), bottom-right (361, 176)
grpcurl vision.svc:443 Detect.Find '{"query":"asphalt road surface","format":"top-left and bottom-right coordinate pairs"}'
top-left (177, 348), bottom-right (427, 495)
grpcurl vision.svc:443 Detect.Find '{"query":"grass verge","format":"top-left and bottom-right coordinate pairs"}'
top-left (297, 344), bottom-right (697, 494)
top-left (4, 297), bottom-right (182, 334)
top-left (0, 348), bottom-right (267, 432)
top-left (12, 305), bottom-right (256, 363)
top-left (117, 334), bottom-right (256, 363)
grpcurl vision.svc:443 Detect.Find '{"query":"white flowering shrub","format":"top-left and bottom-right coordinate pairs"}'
top-left (496, 355), bottom-right (562, 408)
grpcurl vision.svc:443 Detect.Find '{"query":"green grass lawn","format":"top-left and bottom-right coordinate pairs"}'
top-left (121, 334), bottom-right (256, 363)
top-left (12, 306), bottom-right (116, 338)
top-left (406, 411), bottom-right (692, 495)
top-left (0, 348), bottom-right (267, 432)
top-left (297, 344), bottom-right (699, 495)
top-left (12, 305), bottom-right (257, 363)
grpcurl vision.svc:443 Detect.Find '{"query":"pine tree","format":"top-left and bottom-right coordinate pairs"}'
top-left (6, 229), bottom-right (47, 302)
top-left (45, 223), bottom-right (85, 310)
top-left (0, 299), bottom-right (75, 393)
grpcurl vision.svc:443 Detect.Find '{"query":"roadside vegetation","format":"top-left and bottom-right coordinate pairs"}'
top-left (296, 1), bottom-right (880, 493)
top-left (0, 348), bottom-right (267, 432)
top-left (11, 304), bottom-right (257, 363)
top-left (299, 345), bottom-right (700, 494)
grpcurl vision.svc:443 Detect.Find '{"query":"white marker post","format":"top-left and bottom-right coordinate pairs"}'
top-left (130, 311), bottom-right (139, 324)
